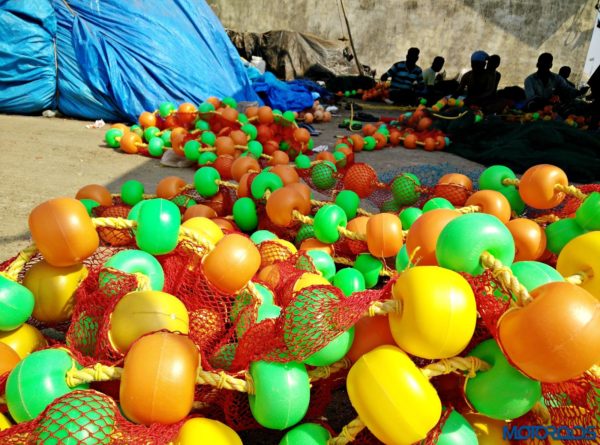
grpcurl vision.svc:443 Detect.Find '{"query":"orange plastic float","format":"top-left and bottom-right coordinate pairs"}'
top-left (120, 332), bottom-right (198, 425)
top-left (75, 184), bottom-right (113, 207)
top-left (28, 198), bottom-right (99, 267)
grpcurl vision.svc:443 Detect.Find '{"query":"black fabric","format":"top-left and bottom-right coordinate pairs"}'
top-left (439, 114), bottom-right (600, 183)
top-left (325, 75), bottom-right (376, 93)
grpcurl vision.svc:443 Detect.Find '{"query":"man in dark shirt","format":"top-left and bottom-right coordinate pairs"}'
top-left (487, 54), bottom-right (502, 92)
top-left (457, 50), bottom-right (496, 105)
top-left (558, 66), bottom-right (576, 89)
top-left (381, 47), bottom-right (424, 105)
top-left (524, 53), bottom-right (581, 110)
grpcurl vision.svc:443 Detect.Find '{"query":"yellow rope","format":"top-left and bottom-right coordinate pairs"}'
top-left (244, 280), bottom-right (263, 303)
top-left (421, 356), bottom-right (490, 379)
top-left (531, 401), bottom-right (552, 425)
top-left (367, 299), bottom-right (401, 317)
top-left (457, 205), bottom-right (481, 214)
top-left (310, 199), bottom-right (330, 208)
top-left (356, 207), bottom-right (373, 217)
top-left (501, 178), bottom-right (520, 187)
top-left (92, 217), bottom-right (136, 230)
top-left (564, 271), bottom-right (589, 285)
top-left (327, 417), bottom-right (366, 445)
top-left (65, 362), bottom-right (253, 393)
top-left (480, 251), bottom-right (532, 306)
top-left (134, 273), bottom-right (152, 291)
top-left (110, 193), bottom-right (156, 199)
top-left (554, 183), bottom-right (587, 201)
top-left (180, 184), bottom-right (195, 193)
top-left (217, 180), bottom-right (239, 190)
top-left (586, 364), bottom-right (600, 378)
top-left (0, 395), bottom-right (5, 404)
top-left (532, 214), bottom-right (560, 224)
top-left (292, 210), bottom-right (315, 225)
top-left (0, 244), bottom-right (38, 281)
top-left (178, 226), bottom-right (215, 253)
top-left (309, 358), bottom-right (352, 381)
top-left (380, 268), bottom-right (395, 277)
top-left (196, 369), bottom-right (252, 394)
top-left (338, 226), bottom-right (367, 241)
top-left (66, 364), bottom-right (123, 387)
top-left (333, 257), bottom-right (355, 267)
top-left (431, 111), bottom-right (470, 120)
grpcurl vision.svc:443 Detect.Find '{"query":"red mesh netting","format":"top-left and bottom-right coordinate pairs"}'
top-left (0, 373), bottom-right (7, 414)
top-left (552, 184), bottom-right (600, 219)
top-left (97, 205), bottom-right (135, 247)
top-left (431, 183), bottom-right (471, 206)
top-left (0, 390), bottom-right (181, 445)
top-left (465, 270), bottom-right (511, 341)
top-left (231, 283), bottom-right (391, 371)
top-left (2, 179), bottom-right (600, 443)
top-left (298, 167), bottom-right (345, 198)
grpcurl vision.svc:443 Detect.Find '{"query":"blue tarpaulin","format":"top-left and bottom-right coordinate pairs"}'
top-left (0, 0), bottom-right (258, 122)
top-left (0, 1), bottom-right (57, 113)
top-left (251, 72), bottom-right (316, 112)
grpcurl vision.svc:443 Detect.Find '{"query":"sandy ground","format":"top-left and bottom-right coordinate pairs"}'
top-left (0, 108), bottom-right (483, 262)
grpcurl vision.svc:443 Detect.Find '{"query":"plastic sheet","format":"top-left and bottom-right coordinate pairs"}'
top-left (1, 0), bottom-right (258, 122)
top-left (0, 1), bottom-right (57, 114)
top-left (251, 72), bottom-right (316, 112)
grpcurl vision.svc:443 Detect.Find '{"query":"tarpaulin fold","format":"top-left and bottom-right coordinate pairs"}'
top-left (0, 0), bottom-right (258, 122)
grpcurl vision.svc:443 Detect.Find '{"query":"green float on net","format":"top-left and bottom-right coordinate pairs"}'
top-left (158, 101), bottom-right (176, 118)
top-left (121, 180), bottom-right (145, 206)
top-left (233, 197), bottom-right (258, 232)
top-left (194, 167), bottom-right (220, 198)
top-left (391, 173), bottom-right (421, 206)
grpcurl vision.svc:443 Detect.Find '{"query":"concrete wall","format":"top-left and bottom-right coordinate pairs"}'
top-left (210, 0), bottom-right (597, 87)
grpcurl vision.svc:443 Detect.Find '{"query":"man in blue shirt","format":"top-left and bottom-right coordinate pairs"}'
top-left (381, 47), bottom-right (424, 105)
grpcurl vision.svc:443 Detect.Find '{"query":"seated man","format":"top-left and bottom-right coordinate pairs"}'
top-left (423, 56), bottom-right (445, 87)
top-left (457, 50), bottom-right (496, 106)
top-left (487, 54), bottom-right (502, 92)
top-left (381, 47), bottom-right (424, 105)
top-left (558, 66), bottom-right (576, 89)
top-left (524, 53), bottom-right (581, 110)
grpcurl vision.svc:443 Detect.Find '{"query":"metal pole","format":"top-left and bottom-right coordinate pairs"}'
top-left (339, 0), bottom-right (364, 76)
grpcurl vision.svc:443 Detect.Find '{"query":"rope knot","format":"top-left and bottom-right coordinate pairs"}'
top-left (216, 371), bottom-right (228, 390)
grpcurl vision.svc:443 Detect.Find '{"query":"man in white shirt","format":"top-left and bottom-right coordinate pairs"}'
top-left (423, 56), bottom-right (445, 87)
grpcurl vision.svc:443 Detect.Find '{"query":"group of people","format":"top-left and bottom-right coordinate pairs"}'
top-left (381, 47), bottom-right (596, 116)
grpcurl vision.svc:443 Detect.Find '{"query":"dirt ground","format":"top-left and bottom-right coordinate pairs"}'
top-left (0, 107), bottom-right (483, 262)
